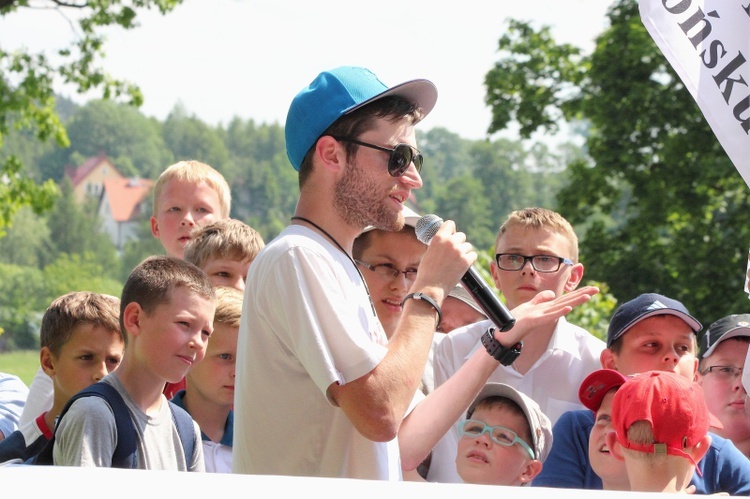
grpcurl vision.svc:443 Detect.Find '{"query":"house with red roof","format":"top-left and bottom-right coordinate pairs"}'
top-left (63, 152), bottom-right (125, 203)
top-left (97, 177), bottom-right (155, 251)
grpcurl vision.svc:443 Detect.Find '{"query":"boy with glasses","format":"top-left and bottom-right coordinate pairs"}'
top-left (698, 314), bottom-right (750, 457)
top-left (353, 205), bottom-right (424, 339)
top-left (455, 383), bottom-right (552, 486)
top-left (426, 207), bottom-right (604, 482)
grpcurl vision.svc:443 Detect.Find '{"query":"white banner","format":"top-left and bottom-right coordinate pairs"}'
top-left (639, 0), bottom-right (750, 186)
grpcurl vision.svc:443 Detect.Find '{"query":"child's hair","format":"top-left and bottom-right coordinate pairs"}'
top-left (623, 420), bottom-right (666, 465)
top-left (40, 291), bottom-right (122, 356)
top-left (213, 286), bottom-right (244, 329)
top-left (120, 256), bottom-right (216, 340)
top-left (152, 160), bottom-right (231, 218)
top-left (496, 207), bottom-right (579, 261)
top-left (183, 219), bottom-right (265, 270)
top-left (469, 396), bottom-right (533, 447)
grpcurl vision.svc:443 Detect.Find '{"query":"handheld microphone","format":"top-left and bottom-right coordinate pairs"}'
top-left (415, 214), bottom-right (516, 332)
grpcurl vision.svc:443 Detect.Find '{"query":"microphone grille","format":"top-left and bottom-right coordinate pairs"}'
top-left (415, 214), bottom-right (444, 245)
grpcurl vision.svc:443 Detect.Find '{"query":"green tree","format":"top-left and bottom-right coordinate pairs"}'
top-left (485, 0), bottom-right (750, 323)
top-left (162, 105), bottom-right (230, 174)
top-left (46, 178), bottom-right (120, 278)
top-left (0, 206), bottom-right (54, 268)
top-left (46, 99), bottom-right (173, 180)
top-left (0, 0), bottom-right (184, 231)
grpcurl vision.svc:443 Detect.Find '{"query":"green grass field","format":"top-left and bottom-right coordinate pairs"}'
top-left (0, 350), bottom-right (39, 386)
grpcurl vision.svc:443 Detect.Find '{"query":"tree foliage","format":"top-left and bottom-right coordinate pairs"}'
top-left (485, 0), bottom-right (750, 324)
top-left (0, 0), bottom-right (184, 231)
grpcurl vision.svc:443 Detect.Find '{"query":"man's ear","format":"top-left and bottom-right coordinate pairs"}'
top-left (150, 216), bottom-right (159, 238)
top-left (315, 135), bottom-right (346, 174)
top-left (605, 431), bottom-right (626, 462)
top-left (600, 348), bottom-right (617, 370)
top-left (519, 459), bottom-right (544, 485)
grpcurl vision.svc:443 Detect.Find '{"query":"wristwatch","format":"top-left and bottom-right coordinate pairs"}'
top-left (481, 327), bottom-right (523, 366)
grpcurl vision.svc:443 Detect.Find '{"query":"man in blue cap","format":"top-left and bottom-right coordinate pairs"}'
top-left (232, 66), bottom-right (597, 480)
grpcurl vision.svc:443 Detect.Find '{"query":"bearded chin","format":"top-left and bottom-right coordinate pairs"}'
top-left (333, 160), bottom-right (404, 232)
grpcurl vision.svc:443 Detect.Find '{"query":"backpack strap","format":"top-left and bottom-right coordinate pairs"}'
top-left (28, 382), bottom-right (137, 468)
top-left (168, 400), bottom-right (197, 467)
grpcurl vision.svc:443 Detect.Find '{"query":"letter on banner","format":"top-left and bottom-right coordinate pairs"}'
top-left (638, 0), bottom-right (749, 186)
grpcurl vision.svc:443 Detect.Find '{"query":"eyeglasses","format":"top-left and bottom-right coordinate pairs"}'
top-left (355, 260), bottom-right (418, 282)
top-left (457, 419), bottom-right (535, 459)
top-left (332, 136), bottom-right (423, 177)
top-left (495, 253), bottom-right (574, 273)
top-left (701, 365), bottom-right (743, 381)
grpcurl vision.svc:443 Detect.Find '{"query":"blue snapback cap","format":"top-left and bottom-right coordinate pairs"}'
top-left (284, 66), bottom-right (437, 171)
top-left (606, 293), bottom-right (702, 347)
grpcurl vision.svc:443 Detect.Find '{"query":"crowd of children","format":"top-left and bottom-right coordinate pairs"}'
top-left (1, 65), bottom-right (750, 496)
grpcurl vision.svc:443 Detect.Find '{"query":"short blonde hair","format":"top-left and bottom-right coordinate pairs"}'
top-left (184, 219), bottom-right (265, 270)
top-left (214, 286), bottom-right (244, 329)
top-left (496, 207), bottom-right (579, 261)
top-left (152, 160), bottom-right (231, 218)
top-left (622, 420), bottom-right (669, 466)
top-left (40, 291), bottom-right (122, 355)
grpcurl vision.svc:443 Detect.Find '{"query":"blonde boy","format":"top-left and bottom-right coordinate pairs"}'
top-left (0, 292), bottom-right (124, 463)
top-left (53, 256), bottom-right (215, 470)
top-left (184, 218), bottom-right (265, 291)
top-left (171, 286), bottom-right (243, 473)
top-left (455, 383), bottom-right (552, 486)
top-left (427, 207), bottom-right (603, 482)
top-left (607, 371), bottom-right (712, 493)
top-left (151, 160), bottom-right (231, 259)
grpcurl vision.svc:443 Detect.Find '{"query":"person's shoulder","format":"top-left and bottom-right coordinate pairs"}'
top-left (705, 432), bottom-right (749, 463)
top-left (0, 372), bottom-right (28, 393)
top-left (554, 408), bottom-right (595, 429)
top-left (434, 319), bottom-right (491, 356)
top-left (558, 317), bottom-right (605, 346)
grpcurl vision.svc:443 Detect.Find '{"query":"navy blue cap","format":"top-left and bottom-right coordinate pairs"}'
top-left (607, 293), bottom-right (702, 347)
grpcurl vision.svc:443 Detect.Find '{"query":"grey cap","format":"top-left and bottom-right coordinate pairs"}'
top-left (446, 283), bottom-right (486, 317)
top-left (699, 314), bottom-right (750, 359)
top-left (466, 383), bottom-right (553, 462)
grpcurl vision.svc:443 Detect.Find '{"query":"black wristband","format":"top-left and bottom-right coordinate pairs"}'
top-left (481, 327), bottom-right (523, 366)
top-left (402, 292), bottom-right (442, 329)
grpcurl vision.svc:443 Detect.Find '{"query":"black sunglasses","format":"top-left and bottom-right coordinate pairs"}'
top-left (332, 136), bottom-right (423, 177)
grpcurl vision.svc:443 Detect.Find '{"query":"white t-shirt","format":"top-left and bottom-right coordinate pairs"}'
top-left (0, 372), bottom-right (29, 438)
top-left (18, 367), bottom-right (52, 427)
top-left (233, 225), bottom-right (410, 480)
top-left (426, 317), bottom-right (605, 483)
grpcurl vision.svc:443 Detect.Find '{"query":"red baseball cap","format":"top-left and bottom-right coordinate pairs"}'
top-left (611, 371), bottom-right (710, 471)
top-left (578, 369), bottom-right (629, 412)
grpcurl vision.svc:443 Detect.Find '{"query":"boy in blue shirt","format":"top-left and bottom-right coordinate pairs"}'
top-left (533, 293), bottom-right (750, 494)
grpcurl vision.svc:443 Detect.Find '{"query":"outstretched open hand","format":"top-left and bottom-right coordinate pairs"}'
top-left (497, 286), bottom-right (600, 345)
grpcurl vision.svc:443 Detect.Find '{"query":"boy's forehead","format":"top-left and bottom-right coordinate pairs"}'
top-left (474, 401), bottom-right (530, 430)
top-left (495, 226), bottom-right (574, 255)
